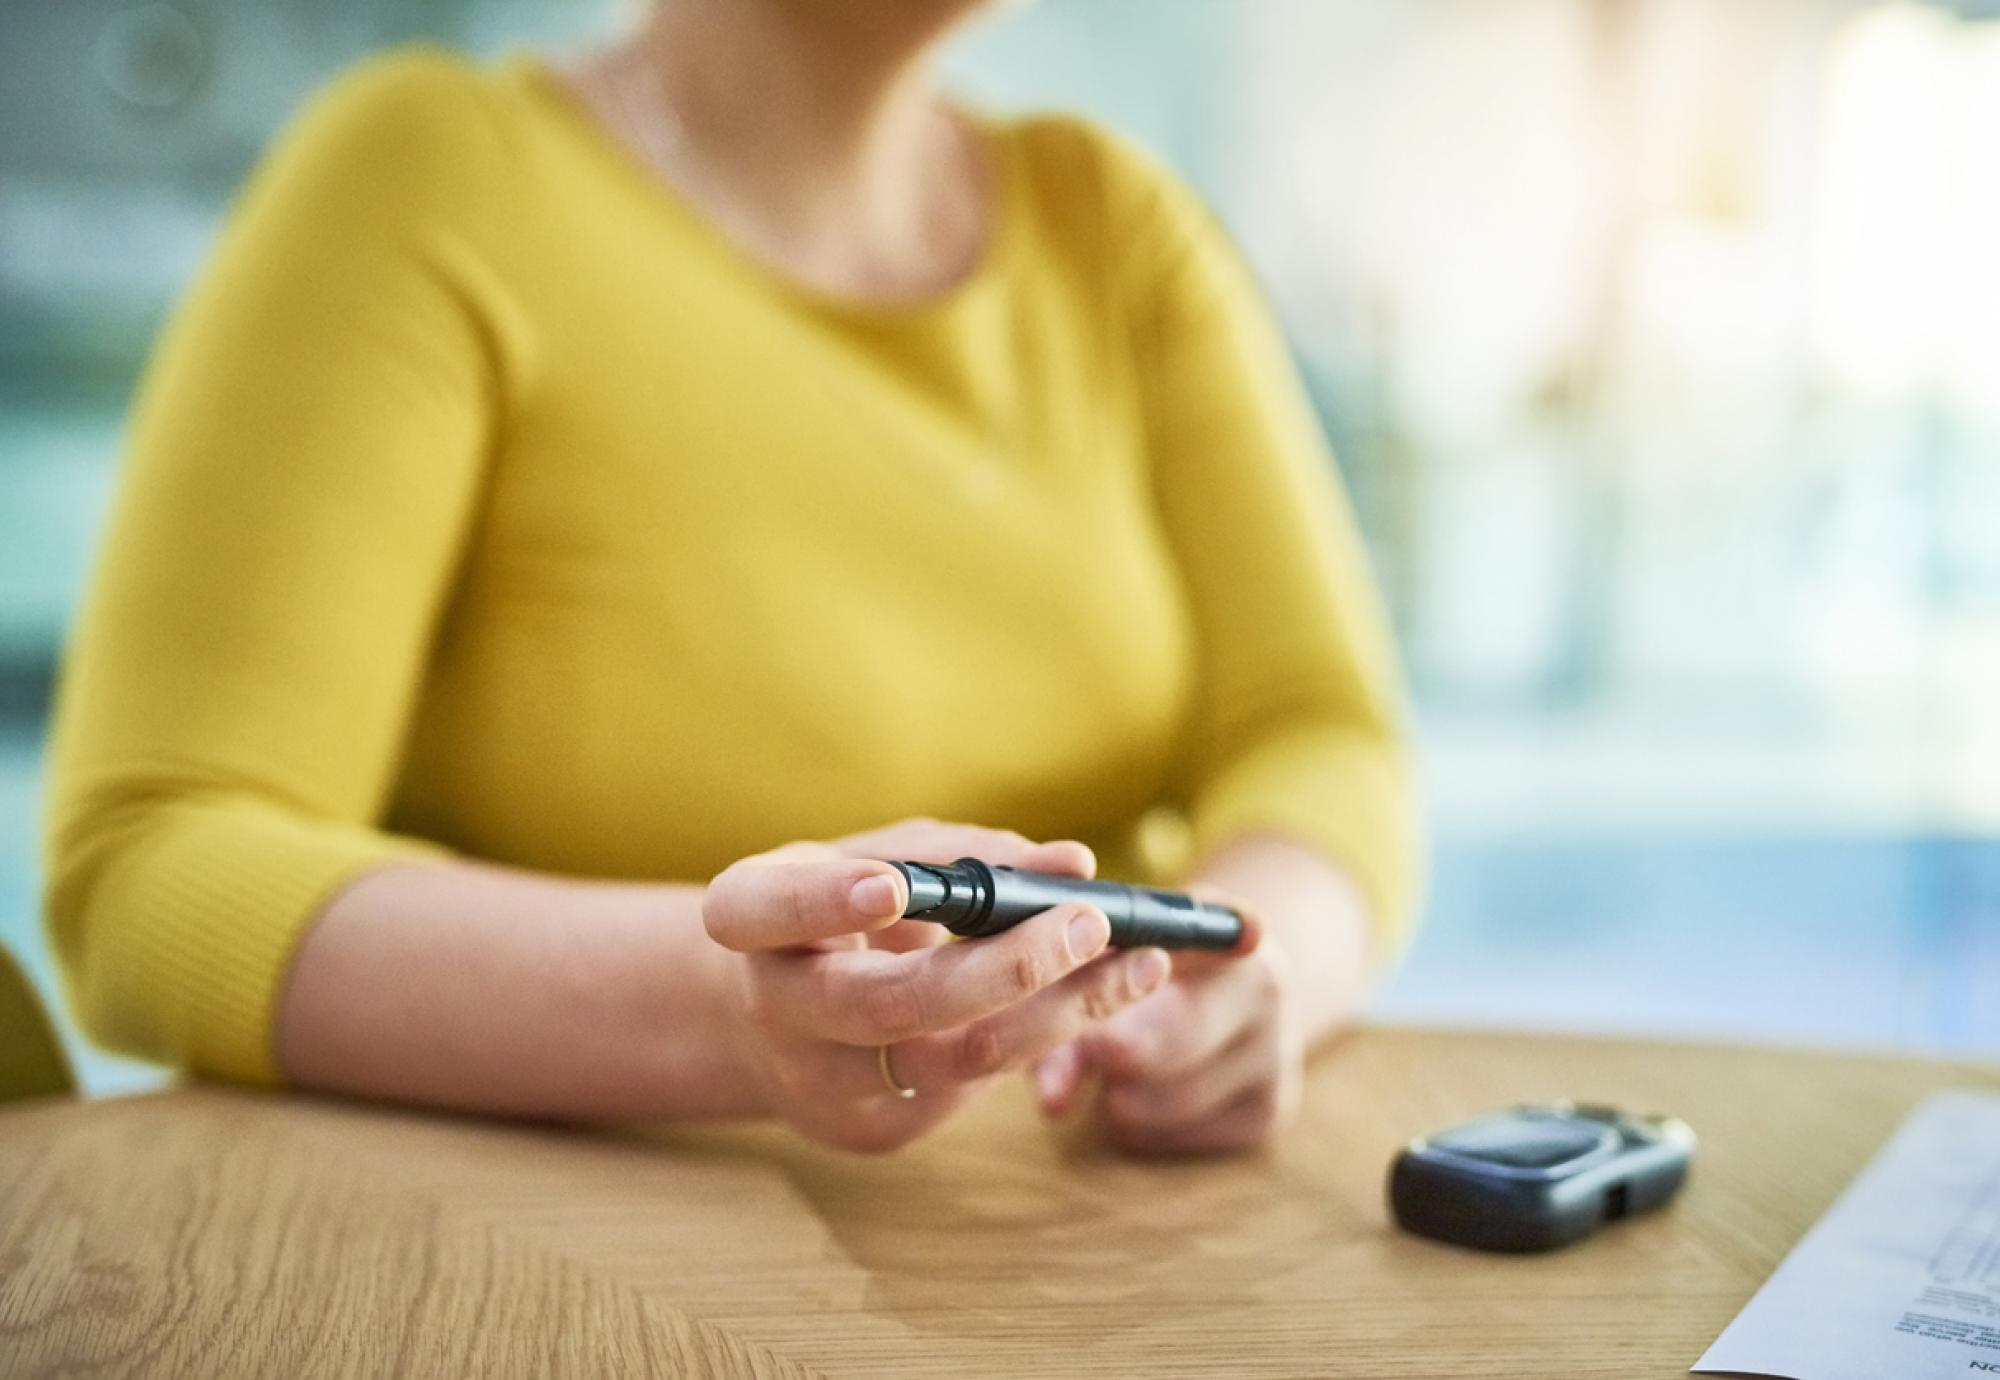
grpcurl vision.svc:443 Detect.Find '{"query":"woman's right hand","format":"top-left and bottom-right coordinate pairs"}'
top-left (701, 820), bottom-right (1171, 1153)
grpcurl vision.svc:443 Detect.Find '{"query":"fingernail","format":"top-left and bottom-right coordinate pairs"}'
top-left (1067, 907), bottom-right (1110, 962)
top-left (1058, 840), bottom-right (1098, 877)
top-left (1129, 947), bottom-right (1171, 992)
top-left (850, 872), bottom-right (902, 918)
top-left (1035, 1058), bottom-right (1065, 1106)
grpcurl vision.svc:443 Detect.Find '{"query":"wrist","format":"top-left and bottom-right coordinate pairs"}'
top-left (582, 879), bottom-right (773, 1120)
top-left (1186, 833), bottom-right (1374, 1045)
top-left (689, 914), bottom-right (779, 1119)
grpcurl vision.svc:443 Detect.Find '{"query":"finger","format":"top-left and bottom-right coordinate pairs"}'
top-left (890, 947), bottom-right (1171, 1093)
top-left (1100, 1024), bottom-right (1274, 1128)
top-left (759, 902), bottom-right (1114, 1044)
top-left (703, 857), bottom-right (907, 952)
top-left (1081, 958), bottom-right (1263, 1079)
top-left (757, 951), bottom-right (1163, 1110)
top-left (1103, 1082), bottom-right (1286, 1158)
top-left (867, 917), bottom-right (954, 954)
top-left (1017, 838), bottom-right (1096, 878)
top-left (1173, 882), bottom-right (1265, 967)
top-left (838, 821), bottom-right (1097, 879)
top-left (1032, 1041), bottom-right (1085, 1116)
top-left (775, 1068), bottom-right (977, 1154)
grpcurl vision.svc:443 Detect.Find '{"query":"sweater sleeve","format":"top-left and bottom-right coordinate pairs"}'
top-left (41, 49), bottom-right (523, 1084)
top-left (1096, 129), bottom-right (1422, 958)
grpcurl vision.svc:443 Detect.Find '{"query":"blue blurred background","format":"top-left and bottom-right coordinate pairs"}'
top-left (3, 0), bottom-right (1996, 1093)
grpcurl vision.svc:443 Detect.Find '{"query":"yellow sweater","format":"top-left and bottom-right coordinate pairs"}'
top-left (44, 48), bottom-right (1417, 1085)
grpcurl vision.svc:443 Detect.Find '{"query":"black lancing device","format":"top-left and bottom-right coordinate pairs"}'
top-left (887, 857), bottom-right (1243, 951)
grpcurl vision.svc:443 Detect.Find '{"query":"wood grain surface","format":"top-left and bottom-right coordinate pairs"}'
top-left (3, 1026), bottom-right (1994, 1379)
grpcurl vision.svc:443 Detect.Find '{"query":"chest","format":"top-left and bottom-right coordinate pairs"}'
top-left (402, 255), bottom-right (1201, 875)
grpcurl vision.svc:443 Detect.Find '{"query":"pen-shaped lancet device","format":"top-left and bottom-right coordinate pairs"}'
top-left (888, 858), bottom-right (1244, 951)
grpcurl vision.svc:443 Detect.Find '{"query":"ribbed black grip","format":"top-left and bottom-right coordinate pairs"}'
top-left (1104, 889), bottom-right (1242, 951)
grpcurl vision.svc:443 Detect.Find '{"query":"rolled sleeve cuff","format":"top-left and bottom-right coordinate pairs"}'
top-left (66, 803), bottom-right (451, 1086)
top-left (1184, 725), bottom-right (1422, 965)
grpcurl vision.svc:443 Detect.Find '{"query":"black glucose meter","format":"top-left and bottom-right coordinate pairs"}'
top-left (1389, 1102), bottom-right (1695, 1252)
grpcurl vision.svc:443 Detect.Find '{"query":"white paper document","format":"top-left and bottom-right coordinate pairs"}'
top-left (1694, 1091), bottom-right (2000, 1380)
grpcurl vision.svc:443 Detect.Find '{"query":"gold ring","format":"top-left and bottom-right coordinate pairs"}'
top-left (877, 1044), bottom-right (916, 1100)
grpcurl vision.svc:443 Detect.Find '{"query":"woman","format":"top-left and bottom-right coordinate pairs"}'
top-left (44, 0), bottom-right (1416, 1155)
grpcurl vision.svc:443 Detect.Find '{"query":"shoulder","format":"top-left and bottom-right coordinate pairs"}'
top-left (255, 45), bottom-right (516, 216)
top-left (1010, 114), bottom-right (1216, 228)
top-left (299, 44), bottom-right (509, 151)
top-left (1001, 112), bottom-right (1250, 315)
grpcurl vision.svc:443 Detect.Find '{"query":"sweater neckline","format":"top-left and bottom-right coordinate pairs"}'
top-left (502, 51), bottom-right (1021, 328)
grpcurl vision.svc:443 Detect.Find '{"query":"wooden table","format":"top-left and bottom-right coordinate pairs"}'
top-left (3, 1028), bottom-right (1993, 1378)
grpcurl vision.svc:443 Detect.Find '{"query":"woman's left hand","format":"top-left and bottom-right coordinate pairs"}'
top-left (1031, 904), bottom-right (1307, 1155)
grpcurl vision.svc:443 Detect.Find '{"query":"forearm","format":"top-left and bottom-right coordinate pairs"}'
top-left (1185, 832), bottom-right (1374, 1047)
top-left (277, 860), bottom-right (761, 1121)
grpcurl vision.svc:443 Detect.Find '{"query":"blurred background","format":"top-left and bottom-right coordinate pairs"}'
top-left (2, 0), bottom-right (1996, 1093)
